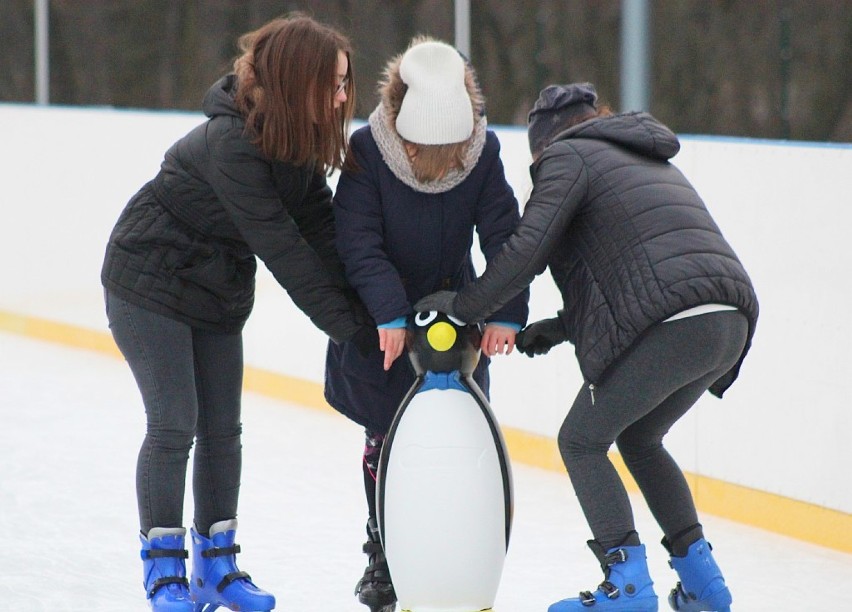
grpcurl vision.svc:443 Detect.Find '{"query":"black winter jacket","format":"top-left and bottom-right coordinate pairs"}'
top-left (102, 75), bottom-right (361, 341)
top-left (453, 112), bottom-right (759, 396)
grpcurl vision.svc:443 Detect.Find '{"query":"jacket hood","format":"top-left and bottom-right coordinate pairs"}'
top-left (555, 111), bottom-right (681, 161)
top-left (202, 75), bottom-right (243, 120)
top-left (368, 39), bottom-right (488, 193)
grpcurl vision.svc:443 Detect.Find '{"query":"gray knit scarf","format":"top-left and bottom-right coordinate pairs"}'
top-left (368, 103), bottom-right (488, 194)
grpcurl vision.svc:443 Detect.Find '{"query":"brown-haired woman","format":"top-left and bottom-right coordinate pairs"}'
top-left (101, 14), bottom-right (376, 612)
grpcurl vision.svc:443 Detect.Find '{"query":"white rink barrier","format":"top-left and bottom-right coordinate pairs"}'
top-left (2, 103), bottom-right (850, 552)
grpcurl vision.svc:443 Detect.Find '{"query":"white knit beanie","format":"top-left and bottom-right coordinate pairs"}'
top-left (395, 41), bottom-right (474, 145)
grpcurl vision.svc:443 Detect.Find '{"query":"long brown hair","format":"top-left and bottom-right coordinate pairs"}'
top-left (233, 14), bottom-right (355, 174)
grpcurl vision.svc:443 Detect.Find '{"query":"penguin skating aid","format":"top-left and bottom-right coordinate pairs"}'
top-left (377, 311), bottom-right (513, 612)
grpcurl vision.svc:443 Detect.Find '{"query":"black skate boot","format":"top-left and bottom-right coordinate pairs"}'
top-left (354, 518), bottom-right (396, 612)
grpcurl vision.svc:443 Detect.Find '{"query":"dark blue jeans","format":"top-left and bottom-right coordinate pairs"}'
top-left (105, 290), bottom-right (243, 536)
top-left (558, 310), bottom-right (749, 552)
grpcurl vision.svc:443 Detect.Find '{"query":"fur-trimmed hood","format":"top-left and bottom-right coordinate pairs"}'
top-left (367, 40), bottom-right (488, 193)
top-left (378, 38), bottom-right (486, 127)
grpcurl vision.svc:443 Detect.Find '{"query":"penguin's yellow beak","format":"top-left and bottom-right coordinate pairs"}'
top-left (426, 321), bottom-right (456, 352)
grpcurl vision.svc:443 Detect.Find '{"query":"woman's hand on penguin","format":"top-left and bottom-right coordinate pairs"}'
top-left (516, 315), bottom-right (569, 357)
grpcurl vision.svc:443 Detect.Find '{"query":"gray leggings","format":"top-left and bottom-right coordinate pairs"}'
top-left (105, 290), bottom-right (243, 536)
top-left (558, 310), bottom-right (749, 551)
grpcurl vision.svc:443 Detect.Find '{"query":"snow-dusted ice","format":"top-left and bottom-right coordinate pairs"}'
top-left (2, 331), bottom-right (850, 611)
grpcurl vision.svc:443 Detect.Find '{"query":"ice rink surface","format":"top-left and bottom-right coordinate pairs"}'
top-left (2, 331), bottom-right (850, 611)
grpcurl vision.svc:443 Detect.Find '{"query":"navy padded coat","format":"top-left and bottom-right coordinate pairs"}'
top-left (324, 125), bottom-right (529, 433)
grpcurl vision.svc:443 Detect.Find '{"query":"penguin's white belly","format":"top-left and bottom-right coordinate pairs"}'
top-left (379, 386), bottom-right (511, 612)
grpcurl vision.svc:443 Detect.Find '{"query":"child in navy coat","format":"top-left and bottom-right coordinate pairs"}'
top-left (323, 38), bottom-right (529, 612)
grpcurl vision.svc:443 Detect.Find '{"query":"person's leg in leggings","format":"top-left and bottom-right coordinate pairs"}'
top-left (616, 312), bottom-right (748, 554)
top-left (558, 311), bottom-right (748, 551)
top-left (356, 430), bottom-right (396, 608)
top-left (559, 383), bottom-right (638, 550)
top-left (106, 291), bottom-right (198, 534)
top-left (191, 327), bottom-right (244, 536)
top-left (615, 374), bottom-right (718, 551)
top-left (363, 430), bottom-right (384, 523)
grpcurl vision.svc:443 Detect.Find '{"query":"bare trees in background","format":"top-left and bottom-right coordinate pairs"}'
top-left (2, 0), bottom-right (849, 141)
top-left (651, 1), bottom-right (851, 141)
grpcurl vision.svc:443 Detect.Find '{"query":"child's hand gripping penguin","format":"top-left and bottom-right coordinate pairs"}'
top-left (376, 310), bottom-right (513, 612)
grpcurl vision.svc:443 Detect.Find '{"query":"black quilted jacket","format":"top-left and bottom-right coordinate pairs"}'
top-left (101, 75), bottom-right (361, 341)
top-left (453, 112), bottom-right (759, 396)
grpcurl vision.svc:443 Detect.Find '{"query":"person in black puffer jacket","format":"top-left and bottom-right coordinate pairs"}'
top-left (416, 83), bottom-right (758, 612)
top-left (101, 15), bottom-right (377, 612)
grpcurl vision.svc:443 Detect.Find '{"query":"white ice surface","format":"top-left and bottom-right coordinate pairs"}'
top-left (1, 332), bottom-right (850, 611)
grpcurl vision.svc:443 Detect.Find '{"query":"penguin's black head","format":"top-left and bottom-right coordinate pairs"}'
top-left (407, 310), bottom-right (481, 376)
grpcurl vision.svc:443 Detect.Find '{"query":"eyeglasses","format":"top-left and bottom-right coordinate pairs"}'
top-left (335, 76), bottom-right (349, 97)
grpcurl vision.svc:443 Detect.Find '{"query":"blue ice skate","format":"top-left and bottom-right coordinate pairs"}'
top-left (666, 538), bottom-right (731, 612)
top-left (140, 527), bottom-right (194, 611)
top-left (189, 519), bottom-right (275, 612)
top-left (549, 541), bottom-right (658, 611)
